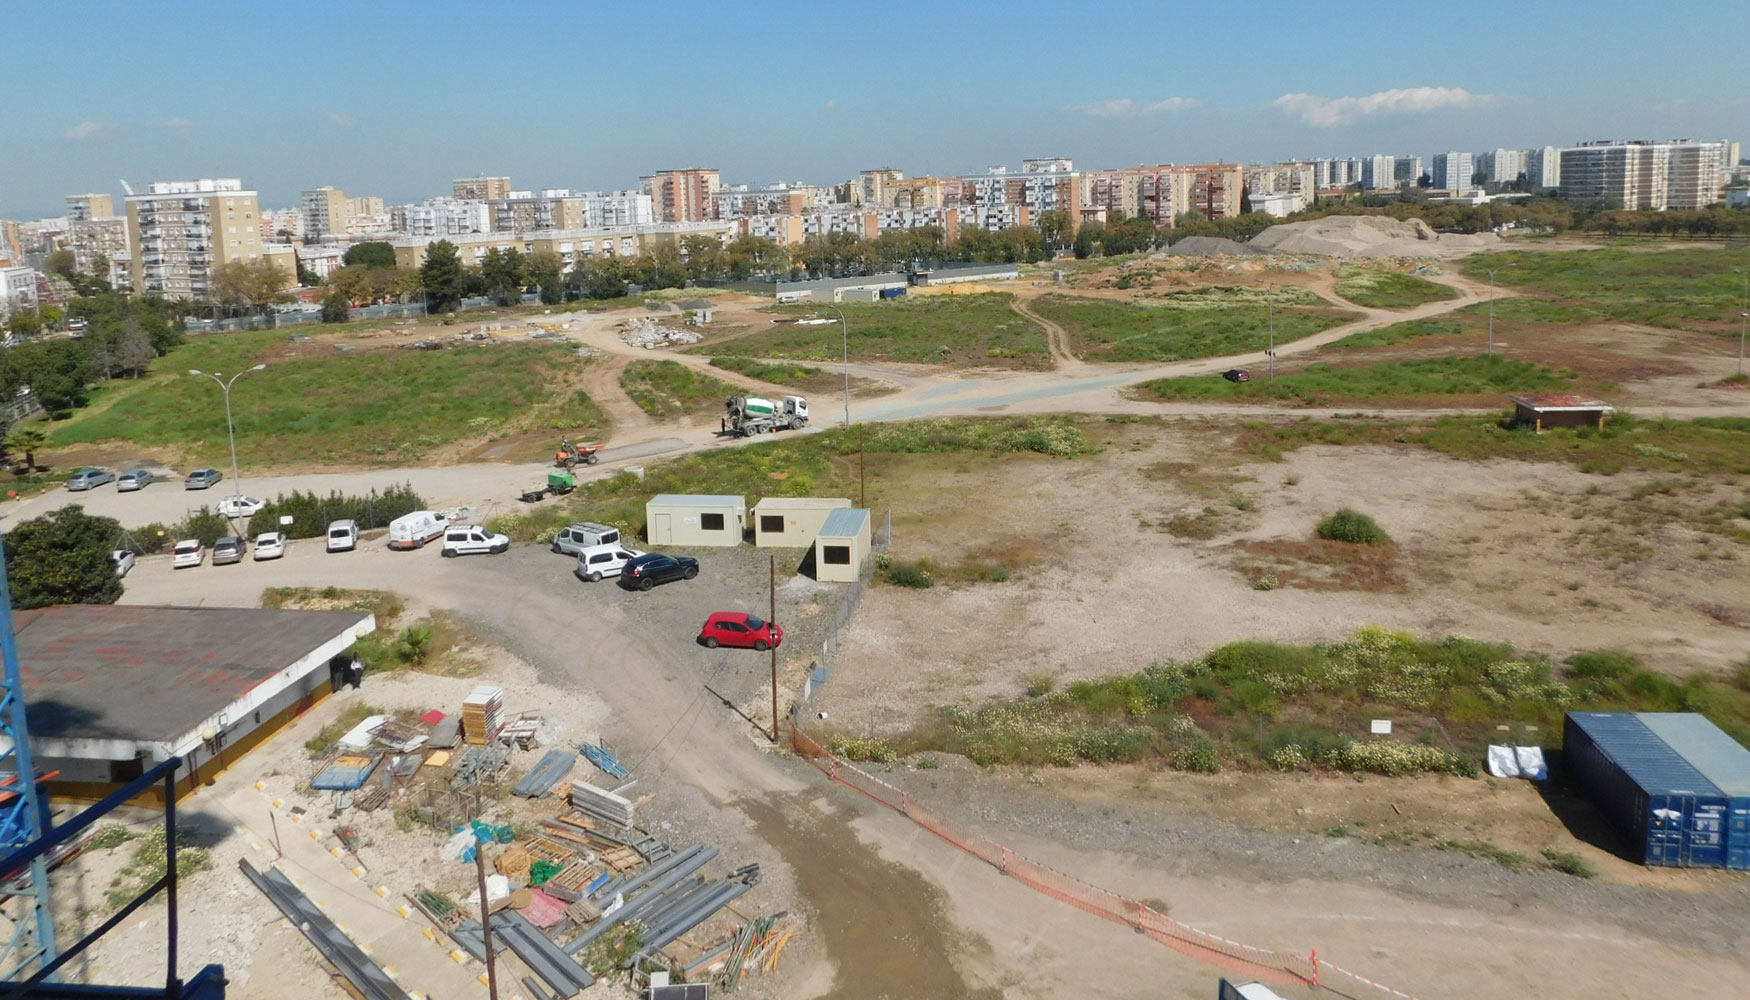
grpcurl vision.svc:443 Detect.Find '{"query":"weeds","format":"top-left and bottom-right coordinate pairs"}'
top-left (307, 703), bottom-right (385, 756)
top-left (1032, 291), bottom-right (1348, 363)
top-left (1542, 846), bottom-right (1596, 877)
top-left (619, 360), bottom-right (738, 420)
top-left (1317, 508), bottom-right (1389, 545)
top-left (1141, 356), bottom-right (1570, 404)
top-left (1332, 268), bottom-right (1459, 310)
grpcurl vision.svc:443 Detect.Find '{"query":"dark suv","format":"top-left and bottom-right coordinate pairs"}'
top-left (619, 553), bottom-right (699, 591)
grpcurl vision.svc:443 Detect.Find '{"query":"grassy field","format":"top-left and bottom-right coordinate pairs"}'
top-left (618, 360), bottom-right (738, 419)
top-left (1139, 357), bottom-right (1571, 403)
top-left (488, 415), bottom-right (1092, 542)
top-left (1460, 248), bottom-right (1750, 328)
top-left (692, 293), bottom-right (1049, 367)
top-left (1332, 267), bottom-right (1459, 309)
top-left (48, 331), bottom-right (599, 466)
top-left (707, 355), bottom-right (822, 386)
top-left (858, 629), bottom-right (1750, 774)
top-left (1030, 288), bottom-right (1353, 362)
top-left (1332, 318), bottom-right (1469, 348)
top-left (1238, 412), bottom-right (1750, 480)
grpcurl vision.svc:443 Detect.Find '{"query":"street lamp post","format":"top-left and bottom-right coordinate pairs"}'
top-left (1483, 263), bottom-right (1517, 359)
top-left (189, 365), bottom-right (266, 495)
top-left (1732, 267), bottom-right (1747, 378)
top-left (1267, 287), bottom-right (1275, 379)
top-left (824, 303), bottom-right (849, 427)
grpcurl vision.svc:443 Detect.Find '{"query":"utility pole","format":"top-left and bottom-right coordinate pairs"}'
top-left (859, 425), bottom-right (866, 509)
top-left (1733, 267), bottom-right (1747, 377)
top-left (769, 556), bottom-right (778, 744)
top-left (1267, 287), bottom-right (1275, 379)
top-left (474, 848), bottom-right (500, 1000)
top-left (1483, 263), bottom-right (1516, 359)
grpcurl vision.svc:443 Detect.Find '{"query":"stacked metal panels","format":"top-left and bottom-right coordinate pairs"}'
top-left (1564, 712), bottom-right (1750, 869)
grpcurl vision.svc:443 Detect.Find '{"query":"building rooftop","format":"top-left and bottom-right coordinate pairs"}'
top-left (1508, 393), bottom-right (1614, 411)
top-left (818, 507), bottom-right (871, 538)
top-left (648, 494), bottom-right (747, 508)
top-left (753, 497), bottom-right (850, 511)
top-left (15, 604), bottom-right (372, 744)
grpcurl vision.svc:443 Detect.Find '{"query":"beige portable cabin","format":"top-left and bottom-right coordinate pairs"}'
top-left (645, 494), bottom-right (747, 547)
top-left (752, 497), bottom-right (851, 549)
top-left (813, 508), bottom-right (872, 582)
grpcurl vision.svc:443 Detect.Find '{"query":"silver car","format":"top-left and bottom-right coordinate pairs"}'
top-left (116, 469), bottom-right (155, 492)
top-left (65, 468), bottom-right (114, 491)
top-left (211, 536), bottom-right (246, 565)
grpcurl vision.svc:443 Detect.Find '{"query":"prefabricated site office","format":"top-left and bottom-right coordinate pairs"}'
top-left (645, 494), bottom-right (748, 546)
top-left (813, 507), bottom-right (872, 583)
top-left (752, 497), bottom-right (851, 548)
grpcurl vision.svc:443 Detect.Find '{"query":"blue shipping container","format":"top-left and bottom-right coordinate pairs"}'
top-left (1563, 712), bottom-right (1750, 870)
top-left (879, 287), bottom-right (906, 299)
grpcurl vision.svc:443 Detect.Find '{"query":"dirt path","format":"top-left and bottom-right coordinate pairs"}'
top-left (1008, 294), bottom-right (1084, 370)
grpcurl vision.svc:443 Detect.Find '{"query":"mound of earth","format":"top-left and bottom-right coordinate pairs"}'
top-left (1162, 235), bottom-right (1266, 256)
top-left (1249, 215), bottom-right (1499, 258)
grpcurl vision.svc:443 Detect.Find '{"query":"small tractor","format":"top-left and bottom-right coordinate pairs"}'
top-left (555, 438), bottom-right (602, 469)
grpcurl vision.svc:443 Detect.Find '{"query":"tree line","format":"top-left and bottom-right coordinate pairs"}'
top-left (1, 293), bottom-right (185, 414)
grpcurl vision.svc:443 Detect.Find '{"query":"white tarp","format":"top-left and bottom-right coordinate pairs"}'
top-left (1486, 744), bottom-right (1520, 778)
top-left (1514, 746), bottom-right (1548, 781)
top-left (1486, 744), bottom-right (1548, 780)
top-left (337, 714), bottom-right (387, 751)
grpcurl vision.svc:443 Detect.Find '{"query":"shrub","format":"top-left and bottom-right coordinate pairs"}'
top-left (244, 483), bottom-right (426, 539)
top-left (828, 736), bottom-right (899, 764)
top-left (1542, 846), bottom-right (1595, 878)
top-left (1317, 508), bottom-right (1389, 544)
top-left (882, 560), bottom-right (933, 588)
top-left (90, 824), bottom-right (138, 850)
top-left (1253, 574), bottom-right (1279, 591)
top-left (1323, 739), bottom-right (1467, 776)
top-left (1174, 738), bottom-right (1220, 773)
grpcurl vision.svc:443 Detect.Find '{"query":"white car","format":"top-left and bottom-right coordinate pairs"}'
top-left (574, 544), bottom-right (644, 582)
top-left (217, 495), bottom-right (266, 518)
top-left (441, 524), bottom-right (510, 557)
top-left (109, 550), bottom-right (136, 577)
top-left (171, 539), bottom-right (204, 569)
top-left (253, 532), bottom-right (286, 560)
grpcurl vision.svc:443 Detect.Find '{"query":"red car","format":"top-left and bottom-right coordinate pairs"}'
top-left (699, 612), bottom-right (783, 651)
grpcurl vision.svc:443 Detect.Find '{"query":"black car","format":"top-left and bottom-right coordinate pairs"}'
top-left (1221, 368), bottom-right (1251, 383)
top-left (619, 553), bottom-right (699, 591)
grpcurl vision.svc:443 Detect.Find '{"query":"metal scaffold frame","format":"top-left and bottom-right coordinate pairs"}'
top-left (0, 530), bottom-right (57, 983)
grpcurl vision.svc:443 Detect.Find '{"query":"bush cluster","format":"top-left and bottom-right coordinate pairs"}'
top-left (243, 483), bottom-right (426, 539)
top-left (1317, 508), bottom-right (1390, 544)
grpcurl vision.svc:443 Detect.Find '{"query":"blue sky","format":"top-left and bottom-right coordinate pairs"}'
top-left (4, 0), bottom-right (1745, 217)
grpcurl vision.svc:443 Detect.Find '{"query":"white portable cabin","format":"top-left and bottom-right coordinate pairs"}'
top-left (812, 508), bottom-right (872, 583)
top-left (752, 497), bottom-right (851, 549)
top-left (644, 494), bottom-right (747, 547)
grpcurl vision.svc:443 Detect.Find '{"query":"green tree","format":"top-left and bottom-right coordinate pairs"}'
top-left (5, 309), bottom-right (45, 337)
top-left (420, 240), bottom-right (464, 312)
top-left (321, 289), bottom-right (351, 323)
top-left (1036, 210), bottom-right (1073, 253)
top-left (45, 249), bottom-right (77, 280)
top-left (6, 506), bottom-right (124, 609)
top-left (480, 247), bottom-right (527, 305)
top-left (1239, 185), bottom-right (1253, 215)
top-left (525, 250), bottom-right (565, 305)
top-left (343, 241), bottom-right (397, 269)
top-left (4, 424), bottom-right (47, 471)
top-left (7, 340), bottom-right (91, 412)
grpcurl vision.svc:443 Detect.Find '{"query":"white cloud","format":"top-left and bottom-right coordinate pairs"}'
top-left (159, 117), bottom-right (196, 132)
top-left (824, 99), bottom-right (837, 110)
top-left (63, 120), bottom-right (115, 141)
top-left (1067, 97), bottom-right (1200, 118)
top-left (1271, 86), bottom-right (1499, 127)
top-left (327, 111), bottom-right (356, 128)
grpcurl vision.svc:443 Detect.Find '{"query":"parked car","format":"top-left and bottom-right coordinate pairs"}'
top-left (116, 469), bottom-right (155, 492)
top-left (171, 539), bottom-right (204, 569)
top-left (619, 553), bottom-right (699, 591)
top-left (65, 468), bottom-right (114, 491)
top-left (217, 495), bottom-right (265, 518)
top-left (388, 510), bottom-right (448, 550)
top-left (551, 521), bottom-right (623, 557)
top-left (184, 468), bottom-right (223, 490)
top-left (211, 536), bottom-right (246, 565)
top-left (699, 612), bottom-right (784, 651)
top-left (441, 524), bottom-right (510, 557)
top-left (573, 544), bottom-right (645, 582)
top-left (1221, 368), bottom-right (1251, 383)
top-left (253, 532), bottom-right (286, 560)
top-left (109, 550), bottom-right (136, 578)
top-left (326, 519), bottom-right (359, 552)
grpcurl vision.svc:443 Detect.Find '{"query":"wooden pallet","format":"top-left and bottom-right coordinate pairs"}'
top-left (599, 847), bottom-right (641, 873)
top-left (542, 862), bottom-right (601, 903)
top-left (522, 836), bottom-right (576, 865)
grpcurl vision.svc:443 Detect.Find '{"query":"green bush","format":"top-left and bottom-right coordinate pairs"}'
top-left (1173, 738), bottom-right (1220, 773)
top-left (244, 483), bottom-right (426, 539)
top-left (882, 560), bottom-right (933, 588)
top-left (1317, 508), bottom-right (1389, 544)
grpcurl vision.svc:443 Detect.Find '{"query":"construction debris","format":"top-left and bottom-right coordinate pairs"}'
top-left (579, 741), bottom-right (630, 781)
top-left (568, 779), bottom-right (636, 828)
top-left (463, 685), bottom-right (505, 744)
top-left (515, 749), bottom-right (578, 798)
top-left (241, 860), bottom-right (413, 1000)
top-left (619, 316), bottom-right (701, 348)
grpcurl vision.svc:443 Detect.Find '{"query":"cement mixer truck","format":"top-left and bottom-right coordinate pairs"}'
top-left (724, 394), bottom-right (809, 436)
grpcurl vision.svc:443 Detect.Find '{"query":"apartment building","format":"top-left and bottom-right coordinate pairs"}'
top-left (490, 190), bottom-right (590, 233)
top-left (293, 244), bottom-right (346, 280)
top-left (1432, 151), bottom-right (1474, 193)
top-left (713, 185), bottom-right (814, 219)
top-left (390, 221), bottom-right (735, 273)
top-left (1558, 140), bottom-right (1728, 209)
top-left (64, 193), bottom-right (129, 274)
top-left (392, 197), bottom-right (490, 237)
top-left (1526, 147), bottom-right (1562, 190)
top-left (854, 168), bottom-right (904, 207)
top-left (301, 186), bottom-right (350, 238)
top-left (591, 190), bottom-right (655, 228)
top-left (453, 176), bottom-right (512, 201)
top-left (1022, 157), bottom-right (1074, 174)
top-left (0, 220), bottom-right (21, 265)
top-left (641, 168), bottom-right (722, 222)
top-left (1477, 148), bottom-right (1528, 186)
top-left (124, 178), bottom-right (263, 299)
top-left (1246, 163), bottom-right (1316, 199)
top-left (963, 168), bottom-right (1082, 227)
top-left (345, 196), bottom-right (391, 235)
top-left (1083, 166), bottom-right (1192, 225)
top-left (1, 265), bottom-right (40, 322)
top-left (347, 196), bottom-right (384, 217)
top-left (260, 208), bottom-right (303, 242)
top-left (65, 194), bottom-right (114, 222)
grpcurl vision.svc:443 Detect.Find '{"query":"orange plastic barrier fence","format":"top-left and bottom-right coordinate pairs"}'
top-left (792, 725), bottom-right (1418, 998)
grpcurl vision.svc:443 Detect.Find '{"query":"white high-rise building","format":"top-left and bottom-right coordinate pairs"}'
top-left (1558, 140), bottom-right (1728, 209)
top-left (1433, 151), bottom-right (1475, 192)
top-left (1477, 148), bottom-right (1528, 186)
top-left (1526, 147), bottom-right (1562, 190)
top-left (392, 197), bottom-right (490, 237)
top-left (124, 178), bottom-right (266, 299)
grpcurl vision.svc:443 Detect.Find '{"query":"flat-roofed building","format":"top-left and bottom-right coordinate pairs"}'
top-left (124, 178), bottom-right (264, 299)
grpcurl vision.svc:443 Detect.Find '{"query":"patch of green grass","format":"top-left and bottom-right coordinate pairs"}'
top-left (1460, 248), bottom-right (1750, 328)
top-left (1437, 839), bottom-right (1528, 870)
top-left (1542, 846), bottom-right (1596, 877)
top-left (618, 360), bottom-right (738, 420)
top-left (48, 334), bottom-right (590, 467)
top-left (1141, 356), bottom-right (1571, 403)
top-left (1031, 289), bottom-right (1351, 363)
top-left (1334, 319), bottom-right (1467, 349)
top-left (306, 703), bottom-right (385, 757)
top-left (707, 355), bottom-right (822, 385)
top-left (1333, 267), bottom-right (1459, 309)
top-left (1317, 508), bottom-right (1389, 545)
top-left (701, 293), bottom-right (1047, 366)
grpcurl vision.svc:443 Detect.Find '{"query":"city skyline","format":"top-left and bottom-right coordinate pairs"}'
top-left (4, 0), bottom-right (1748, 217)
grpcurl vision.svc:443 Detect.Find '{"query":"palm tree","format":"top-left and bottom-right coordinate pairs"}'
top-left (5, 425), bottom-right (47, 472)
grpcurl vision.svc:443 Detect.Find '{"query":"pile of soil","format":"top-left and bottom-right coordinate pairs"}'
top-left (1250, 215), bottom-right (1500, 258)
top-left (1162, 235), bottom-right (1266, 256)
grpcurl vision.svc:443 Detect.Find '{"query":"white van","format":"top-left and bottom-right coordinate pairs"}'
top-left (551, 521), bottom-right (622, 557)
top-left (441, 524), bottom-right (509, 557)
top-left (326, 519), bottom-right (360, 552)
top-left (573, 544), bottom-right (645, 582)
top-left (388, 510), bottom-right (448, 550)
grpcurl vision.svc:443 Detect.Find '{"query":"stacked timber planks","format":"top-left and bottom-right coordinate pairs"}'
top-left (462, 685), bottom-right (504, 745)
